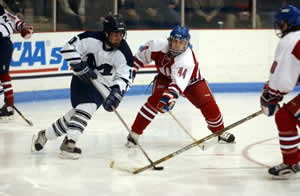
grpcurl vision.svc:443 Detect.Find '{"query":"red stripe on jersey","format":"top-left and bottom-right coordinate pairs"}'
top-left (292, 40), bottom-right (300, 61)
top-left (134, 56), bottom-right (144, 68)
top-left (191, 51), bottom-right (201, 80)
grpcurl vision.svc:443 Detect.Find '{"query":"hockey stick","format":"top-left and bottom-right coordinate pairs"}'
top-left (13, 105), bottom-right (33, 126)
top-left (170, 111), bottom-right (234, 151)
top-left (132, 109), bottom-right (263, 174)
top-left (90, 78), bottom-right (164, 171)
top-left (168, 111), bottom-right (209, 150)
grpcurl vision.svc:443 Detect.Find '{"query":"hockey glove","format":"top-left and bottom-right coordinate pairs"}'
top-left (20, 23), bottom-right (33, 40)
top-left (71, 61), bottom-right (97, 83)
top-left (260, 84), bottom-right (283, 116)
top-left (103, 85), bottom-right (123, 112)
top-left (157, 90), bottom-right (179, 113)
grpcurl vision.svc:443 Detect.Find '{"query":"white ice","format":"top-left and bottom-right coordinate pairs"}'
top-left (0, 92), bottom-right (299, 196)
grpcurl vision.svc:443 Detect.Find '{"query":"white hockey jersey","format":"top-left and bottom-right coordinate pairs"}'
top-left (0, 5), bottom-right (23, 38)
top-left (134, 39), bottom-right (202, 95)
top-left (268, 31), bottom-right (300, 94)
top-left (61, 31), bottom-right (134, 93)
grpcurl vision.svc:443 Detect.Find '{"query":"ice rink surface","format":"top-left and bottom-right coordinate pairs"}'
top-left (0, 92), bottom-right (299, 196)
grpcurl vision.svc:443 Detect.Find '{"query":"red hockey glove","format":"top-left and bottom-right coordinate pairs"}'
top-left (157, 90), bottom-right (179, 113)
top-left (260, 83), bottom-right (283, 116)
top-left (20, 23), bottom-right (33, 40)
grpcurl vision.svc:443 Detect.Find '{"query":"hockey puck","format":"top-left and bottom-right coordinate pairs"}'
top-left (153, 166), bottom-right (164, 170)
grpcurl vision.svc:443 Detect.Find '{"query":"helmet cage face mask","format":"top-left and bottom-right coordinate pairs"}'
top-left (167, 26), bottom-right (191, 57)
top-left (168, 36), bottom-right (189, 57)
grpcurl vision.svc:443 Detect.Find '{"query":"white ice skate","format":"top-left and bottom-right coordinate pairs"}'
top-left (125, 132), bottom-right (140, 148)
top-left (59, 136), bottom-right (82, 160)
top-left (31, 130), bottom-right (47, 152)
top-left (269, 163), bottom-right (300, 179)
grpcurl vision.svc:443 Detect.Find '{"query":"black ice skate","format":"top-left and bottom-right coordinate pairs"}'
top-left (218, 132), bottom-right (235, 143)
top-left (59, 136), bottom-right (81, 159)
top-left (268, 163), bottom-right (300, 178)
top-left (0, 105), bottom-right (14, 120)
top-left (126, 132), bottom-right (139, 148)
top-left (32, 130), bottom-right (48, 152)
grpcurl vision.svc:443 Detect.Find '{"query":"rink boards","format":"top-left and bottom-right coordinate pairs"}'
top-left (8, 29), bottom-right (286, 102)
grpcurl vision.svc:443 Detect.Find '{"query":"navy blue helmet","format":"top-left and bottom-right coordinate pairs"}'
top-left (168, 25), bottom-right (191, 57)
top-left (103, 14), bottom-right (126, 48)
top-left (274, 5), bottom-right (300, 37)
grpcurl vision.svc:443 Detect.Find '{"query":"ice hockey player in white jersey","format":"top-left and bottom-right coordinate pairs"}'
top-left (0, 4), bottom-right (33, 120)
top-left (32, 14), bottom-right (134, 159)
top-left (260, 5), bottom-right (300, 178)
top-left (126, 25), bottom-right (235, 148)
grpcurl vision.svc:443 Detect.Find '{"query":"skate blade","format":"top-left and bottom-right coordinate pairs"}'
top-left (59, 151), bottom-right (81, 160)
top-left (0, 116), bottom-right (14, 123)
top-left (271, 172), bottom-right (300, 180)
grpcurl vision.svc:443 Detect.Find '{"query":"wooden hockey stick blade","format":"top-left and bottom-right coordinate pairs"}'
top-left (13, 105), bottom-right (33, 126)
top-left (109, 160), bottom-right (137, 173)
top-left (132, 110), bottom-right (263, 174)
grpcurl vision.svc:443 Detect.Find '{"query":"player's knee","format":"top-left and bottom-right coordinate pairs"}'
top-left (275, 107), bottom-right (297, 131)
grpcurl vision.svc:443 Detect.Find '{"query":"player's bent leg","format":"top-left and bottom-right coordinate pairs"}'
top-left (269, 104), bottom-right (300, 178)
top-left (0, 73), bottom-right (15, 120)
top-left (126, 75), bottom-right (170, 148)
top-left (185, 80), bottom-right (235, 143)
top-left (60, 103), bottom-right (96, 159)
top-left (128, 101), bottom-right (159, 147)
top-left (32, 109), bottom-right (77, 152)
top-left (0, 83), bottom-right (13, 121)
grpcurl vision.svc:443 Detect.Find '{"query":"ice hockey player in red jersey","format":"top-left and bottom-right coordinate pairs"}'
top-left (0, 4), bottom-right (33, 120)
top-left (126, 25), bottom-right (235, 148)
top-left (260, 5), bottom-right (300, 178)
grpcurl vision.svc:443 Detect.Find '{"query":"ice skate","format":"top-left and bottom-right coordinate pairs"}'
top-left (126, 132), bottom-right (140, 148)
top-left (0, 105), bottom-right (14, 121)
top-left (31, 130), bottom-right (47, 152)
top-left (218, 132), bottom-right (235, 143)
top-left (268, 163), bottom-right (300, 179)
top-left (59, 136), bottom-right (82, 160)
